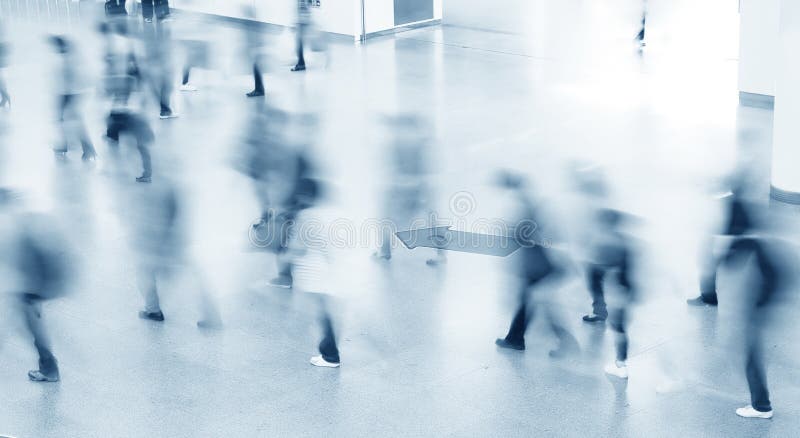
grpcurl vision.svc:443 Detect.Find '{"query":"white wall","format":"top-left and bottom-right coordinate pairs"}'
top-left (363, 0), bottom-right (394, 34)
top-left (738, 0), bottom-right (780, 97)
top-left (172, 0), bottom-right (359, 36)
top-left (771, 0), bottom-right (800, 193)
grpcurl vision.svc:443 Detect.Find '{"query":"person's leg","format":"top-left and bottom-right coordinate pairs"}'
top-left (66, 95), bottom-right (96, 159)
top-left (254, 63), bottom-right (264, 92)
top-left (699, 259), bottom-right (719, 304)
top-left (745, 325), bottom-right (771, 412)
top-left (0, 74), bottom-right (9, 106)
top-left (584, 265), bottom-right (607, 321)
top-left (497, 281), bottom-right (532, 349)
top-left (270, 213), bottom-right (294, 287)
top-left (132, 115), bottom-right (154, 181)
top-left (546, 304), bottom-right (580, 358)
top-left (292, 24), bottom-right (306, 71)
top-left (137, 264), bottom-right (163, 319)
top-left (604, 307), bottom-right (629, 378)
top-left (181, 65), bottom-right (191, 86)
top-left (55, 94), bottom-right (71, 154)
top-left (318, 312), bottom-right (340, 364)
top-left (155, 0), bottom-right (170, 20)
top-left (141, 0), bottom-right (154, 21)
top-left (21, 294), bottom-right (59, 381)
top-left (247, 64), bottom-right (265, 97)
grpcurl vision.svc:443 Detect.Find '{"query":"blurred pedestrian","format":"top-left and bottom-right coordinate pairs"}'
top-left (494, 172), bottom-right (579, 357)
top-left (142, 0), bottom-right (171, 23)
top-left (130, 178), bottom-right (222, 328)
top-left (242, 6), bottom-right (266, 97)
top-left (99, 22), bottom-right (155, 182)
top-left (49, 35), bottom-right (97, 162)
top-left (596, 209), bottom-right (637, 380)
top-left (291, 0), bottom-right (312, 72)
top-left (0, 208), bottom-right (72, 382)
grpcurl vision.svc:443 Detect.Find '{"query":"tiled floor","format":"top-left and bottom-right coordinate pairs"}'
top-left (0, 1), bottom-right (796, 437)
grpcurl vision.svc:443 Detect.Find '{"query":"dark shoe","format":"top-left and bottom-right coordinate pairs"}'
top-left (582, 314), bottom-right (606, 323)
top-left (291, 64), bottom-right (306, 72)
top-left (495, 338), bottom-right (525, 351)
top-left (138, 310), bottom-right (165, 321)
top-left (269, 275), bottom-right (293, 289)
top-left (136, 175), bottom-right (152, 183)
top-left (686, 296), bottom-right (717, 307)
top-left (372, 251), bottom-right (391, 261)
top-left (246, 89), bottom-right (265, 98)
top-left (28, 369), bottom-right (59, 382)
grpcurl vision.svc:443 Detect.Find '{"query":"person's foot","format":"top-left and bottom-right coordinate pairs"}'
top-left (735, 405), bottom-right (773, 419)
top-left (53, 148), bottom-right (68, 158)
top-left (269, 275), bottom-right (293, 289)
top-left (159, 109), bottom-right (178, 119)
top-left (495, 338), bottom-right (525, 351)
top-left (179, 84), bottom-right (198, 92)
top-left (426, 257), bottom-right (446, 266)
top-left (81, 152), bottom-right (97, 162)
top-left (372, 251), bottom-right (391, 261)
top-left (686, 296), bottom-right (718, 307)
top-left (604, 361), bottom-right (628, 379)
top-left (144, 18), bottom-right (153, 23)
top-left (582, 313), bottom-right (606, 323)
top-left (246, 89), bottom-right (265, 98)
top-left (310, 355), bottom-right (340, 368)
top-left (138, 310), bottom-right (165, 321)
top-left (136, 175), bottom-right (152, 183)
top-left (28, 369), bottom-right (59, 382)
top-left (291, 64), bottom-right (306, 72)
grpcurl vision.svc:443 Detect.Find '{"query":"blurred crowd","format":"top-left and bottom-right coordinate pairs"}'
top-left (0, 0), bottom-right (795, 422)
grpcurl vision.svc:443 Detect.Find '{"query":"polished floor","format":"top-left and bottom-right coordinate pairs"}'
top-left (0, 1), bottom-right (798, 437)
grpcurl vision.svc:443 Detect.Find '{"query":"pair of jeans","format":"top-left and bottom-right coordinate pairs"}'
top-left (106, 111), bottom-right (153, 178)
top-left (745, 315), bottom-right (771, 412)
top-left (141, 0), bottom-right (170, 20)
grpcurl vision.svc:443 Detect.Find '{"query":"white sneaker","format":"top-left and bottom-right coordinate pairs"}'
top-left (735, 405), bottom-right (773, 419)
top-left (604, 361), bottom-right (628, 379)
top-left (310, 355), bottom-right (340, 368)
top-left (180, 84), bottom-right (198, 92)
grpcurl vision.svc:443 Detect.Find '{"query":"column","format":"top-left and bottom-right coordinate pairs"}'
top-left (770, 0), bottom-right (800, 202)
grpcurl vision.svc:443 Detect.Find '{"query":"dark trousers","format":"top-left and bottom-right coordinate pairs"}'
top-left (295, 23), bottom-right (307, 67)
top-left (182, 65), bottom-right (191, 85)
top-left (253, 64), bottom-right (264, 93)
top-left (699, 258), bottom-right (720, 304)
top-left (746, 316), bottom-right (771, 412)
top-left (503, 272), bottom-right (575, 348)
top-left (21, 294), bottom-right (59, 377)
top-left (106, 111), bottom-right (153, 177)
top-left (319, 313), bottom-right (340, 363)
top-left (636, 15), bottom-right (646, 41)
top-left (142, 0), bottom-right (170, 20)
top-left (587, 265), bottom-right (609, 318)
top-left (608, 308), bottom-right (628, 362)
top-left (57, 94), bottom-right (96, 157)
